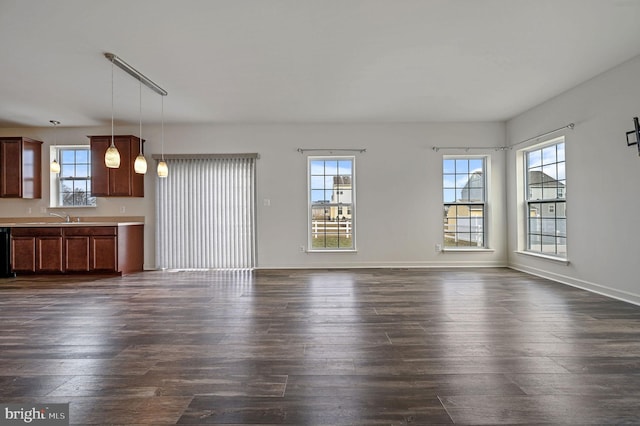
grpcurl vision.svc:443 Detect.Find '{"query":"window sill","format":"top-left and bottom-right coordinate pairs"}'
top-left (306, 249), bottom-right (358, 253)
top-left (515, 250), bottom-right (569, 265)
top-left (442, 248), bottom-right (494, 253)
top-left (48, 205), bottom-right (97, 209)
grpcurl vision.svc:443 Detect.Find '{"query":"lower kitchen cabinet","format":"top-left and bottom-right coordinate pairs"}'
top-left (11, 224), bottom-right (143, 275)
top-left (11, 228), bottom-right (63, 273)
top-left (64, 227), bottom-right (118, 272)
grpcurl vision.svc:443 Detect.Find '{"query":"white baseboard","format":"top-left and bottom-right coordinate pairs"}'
top-left (509, 262), bottom-right (640, 306)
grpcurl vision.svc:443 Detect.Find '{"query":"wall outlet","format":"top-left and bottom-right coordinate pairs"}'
top-left (120, 206), bottom-right (126, 213)
top-left (435, 243), bottom-right (442, 252)
top-left (263, 198), bottom-right (271, 206)
top-left (27, 207), bottom-right (32, 214)
top-left (299, 245), bottom-right (305, 252)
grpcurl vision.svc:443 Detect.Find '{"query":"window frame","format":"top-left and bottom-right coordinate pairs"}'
top-left (307, 155), bottom-right (356, 252)
top-left (49, 145), bottom-right (96, 208)
top-left (523, 136), bottom-right (566, 259)
top-left (442, 155), bottom-right (488, 250)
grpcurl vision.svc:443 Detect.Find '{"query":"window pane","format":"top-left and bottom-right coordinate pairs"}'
top-left (557, 143), bottom-right (565, 162)
top-left (75, 164), bottom-right (89, 177)
top-left (469, 158), bottom-right (483, 172)
top-left (528, 150), bottom-right (542, 168)
top-left (324, 161), bottom-right (338, 175)
top-left (76, 150), bottom-right (89, 163)
top-left (443, 189), bottom-right (456, 203)
top-left (455, 159), bottom-right (468, 173)
top-left (443, 174), bottom-right (456, 188)
top-left (338, 160), bottom-right (352, 175)
top-left (443, 159), bottom-right (455, 173)
top-left (61, 165), bottom-right (75, 177)
top-left (542, 145), bottom-right (557, 164)
top-left (310, 160), bottom-right (325, 175)
top-left (61, 150), bottom-right (75, 163)
top-left (310, 176), bottom-right (326, 190)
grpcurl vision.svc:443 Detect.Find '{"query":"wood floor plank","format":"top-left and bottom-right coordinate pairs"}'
top-left (1, 267), bottom-right (640, 424)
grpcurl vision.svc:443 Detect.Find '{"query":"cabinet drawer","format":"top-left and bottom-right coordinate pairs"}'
top-left (12, 227), bottom-right (62, 237)
top-left (63, 226), bottom-right (117, 236)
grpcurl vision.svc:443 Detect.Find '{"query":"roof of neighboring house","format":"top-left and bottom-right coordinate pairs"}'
top-left (333, 176), bottom-right (352, 185)
top-left (528, 170), bottom-right (565, 187)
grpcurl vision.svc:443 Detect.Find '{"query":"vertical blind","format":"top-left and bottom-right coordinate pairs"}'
top-left (155, 155), bottom-right (256, 270)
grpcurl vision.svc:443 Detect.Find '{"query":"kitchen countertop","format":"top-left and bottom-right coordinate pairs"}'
top-left (0, 221), bottom-right (144, 227)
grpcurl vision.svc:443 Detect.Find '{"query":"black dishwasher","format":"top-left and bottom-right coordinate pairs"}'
top-left (0, 227), bottom-right (15, 278)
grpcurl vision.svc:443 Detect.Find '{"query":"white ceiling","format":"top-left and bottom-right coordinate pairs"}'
top-left (1, 0), bottom-right (640, 128)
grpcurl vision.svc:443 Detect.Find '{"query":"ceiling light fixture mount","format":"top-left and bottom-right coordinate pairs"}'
top-left (104, 53), bottom-right (168, 97)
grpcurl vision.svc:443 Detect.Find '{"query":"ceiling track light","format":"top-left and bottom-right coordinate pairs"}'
top-left (104, 52), bottom-right (168, 175)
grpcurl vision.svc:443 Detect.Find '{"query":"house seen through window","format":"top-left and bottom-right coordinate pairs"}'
top-left (51, 146), bottom-right (96, 207)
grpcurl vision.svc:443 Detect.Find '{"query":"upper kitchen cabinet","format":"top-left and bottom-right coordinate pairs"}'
top-left (89, 135), bottom-right (144, 197)
top-left (0, 137), bottom-right (43, 198)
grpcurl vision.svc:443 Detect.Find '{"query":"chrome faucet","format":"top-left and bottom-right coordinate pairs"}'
top-left (49, 212), bottom-right (71, 223)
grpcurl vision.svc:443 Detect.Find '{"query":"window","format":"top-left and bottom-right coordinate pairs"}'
top-left (443, 157), bottom-right (486, 248)
top-left (308, 157), bottom-right (355, 250)
top-left (524, 138), bottom-right (566, 257)
top-left (51, 146), bottom-right (96, 207)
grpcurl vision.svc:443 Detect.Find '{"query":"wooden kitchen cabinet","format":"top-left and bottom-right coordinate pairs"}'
top-left (64, 227), bottom-right (117, 272)
top-left (11, 228), bottom-right (63, 273)
top-left (89, 135), bottom-right (144, 197)
top-left (0, 137), bottom-right (43, 198)
top-left (11, 224), bottom-right (143, 275)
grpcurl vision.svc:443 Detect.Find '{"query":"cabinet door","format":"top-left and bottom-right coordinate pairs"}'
top-left (21, 139), bottom-right (42, 199)
top-left (109, 137), bottom-right (133, 196)
top-left (91, 236), bottom-right (117, 271)
top-left (36, 237), bottom-right (63, 273)
top-left (64, 236), bottom-right (90, 272)
top-left (11, 236), bottom-right (36, 272)
top-left (0, 140), bottom-right (22, 197)
top-left (90, 137), bottom-right (110, 197)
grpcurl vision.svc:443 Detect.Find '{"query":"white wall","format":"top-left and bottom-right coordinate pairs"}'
top-left (1, 122), bottom-right (507, 269)
top-left (506, 54), bottom-right (640, 304)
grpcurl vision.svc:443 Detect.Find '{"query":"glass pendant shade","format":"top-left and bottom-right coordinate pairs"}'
top-left (50, 158), bottom-right (60, 173)
top-left (134, 153), bottom-right (147, 174)
top-left (105, 144), bottom-right (121, 168)
top-left (157, 160), bottom-right (168, 177)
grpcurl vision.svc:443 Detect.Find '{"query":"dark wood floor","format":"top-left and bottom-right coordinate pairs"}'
top-left (2, 268), bottom-right (640, 425)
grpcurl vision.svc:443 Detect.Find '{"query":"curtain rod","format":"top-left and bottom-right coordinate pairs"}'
top-left (105, 53), bottom-right (168, 96)
top-left (432, 123), bottom-right (575, 152)
top-left (297, 148), bottom-right (366, 154)
top-left (151, 153), bottom-right (259, 160)
top-left (509, 123), bottom-right (574, 148)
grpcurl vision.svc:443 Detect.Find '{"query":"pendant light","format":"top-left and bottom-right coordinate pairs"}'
top-left (133, 79), bottom-right (147, 174)
top-left (157, 95), bottom-right (168, 178)
top-left (49, 120), bottom-right (61, 173)
top-left (104, 56), bottom-right (121, 168)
